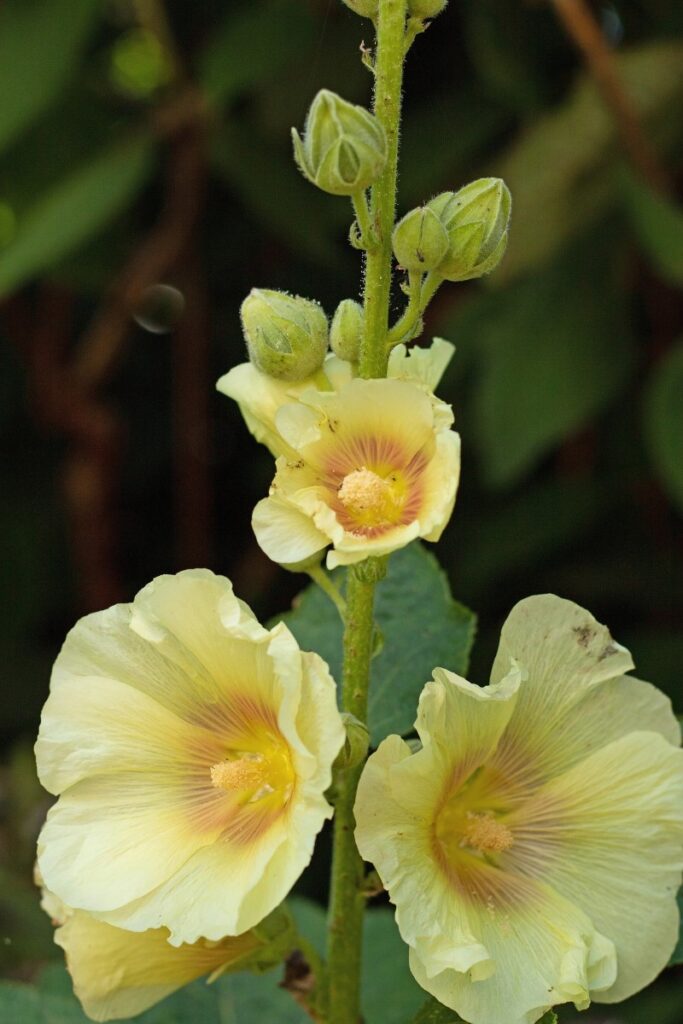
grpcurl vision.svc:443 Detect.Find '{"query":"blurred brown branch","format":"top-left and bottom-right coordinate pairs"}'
top-left (549, 0), bottom-right (672, 195)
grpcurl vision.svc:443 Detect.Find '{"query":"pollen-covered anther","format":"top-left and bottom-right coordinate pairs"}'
top-left (210, 755), bottom-right (267, 794)
top-left (462, 811), bottom-right (514, 854)
top-left (338, 466), bottom-right (394, 513)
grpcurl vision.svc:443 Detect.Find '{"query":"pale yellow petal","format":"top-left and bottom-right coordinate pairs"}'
top-left (387, 337), bottom-right (455, 391)
top-left (418, 430), bottom-right (461, 542)
top-left (416, 664), bottom-right (521, 768)
top-left (489, 595), bottom-right (635, 785)
top-left (508, 731), bottom-right (683, 1003)
top-left (216, 361), bottom-right (300, 458)
top-left (35, 674), bottom-right (204, 795)
top-left (409, 878), bottom-right (616, 1024)
top-left (37, 769), bottom-right (214, 913)
top-left (252, 494), bottom-right (329, 565)
top-left (56, 911), bottom-right (258, 1022)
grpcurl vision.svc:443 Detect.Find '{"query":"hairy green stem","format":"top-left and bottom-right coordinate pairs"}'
top-left (326, 4), bottom-right (408, 1021)
top-left (327, 570), bottom-right (377, 1023)
top-left (358, 0), bottom-right (409, 380)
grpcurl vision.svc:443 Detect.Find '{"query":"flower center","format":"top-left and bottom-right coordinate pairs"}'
top-left (210, 742), bottom-right (294, 807)
top-left (434, 791), bottom-right (514, 868)
top-left (337, 466), bottom-right (405, 526)
top-left (461, 811), bottom-right (514, 854)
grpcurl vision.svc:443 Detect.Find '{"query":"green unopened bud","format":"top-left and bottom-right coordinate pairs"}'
top-left (392, 206), bottom-right (449, 272)
top-left (335, 713), bottom-right (370, 771)
top-left (341, 0), bottom-right (378, 16)
top-left (330, 299), bottom-right (363, 362)
top-left (428, 178), bottom-right (511, 282)
top-left (241, 288), bottom-right (328, 381)
top-left (408, 0), bottom-right (448, 18)
top-left (292, 89), bottom-right (387, 197)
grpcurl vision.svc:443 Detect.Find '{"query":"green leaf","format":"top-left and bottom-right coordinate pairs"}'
top-left (464, 234), bottom-right (635, 488)
top-left (455, 479), bottom-right (607, 604)
top-left (0, 960), bottom-right (312, 1024)
top-left (411, 996), bottom-right (463, 1022)
top-left (620, 171), bottom-right (683, 286)
top-left (493, 41), bottom-right (683, 284)
top-left (0, 135), bottom-right (154, 297)
top-left (277, 543), bottom-right (476, 745)
top-left (362, 910), bottom-right (424, 1024)
top-left (0, 985), bottom-right (42, 1024)
top-left (0, 0), bottom-right (100, 154)
top-left (291, 900), bottom-right (424, 1024)
top-left (643, 339), bottom-right (683, 514)
top-left (198, 0), bottom-right (315, 106)
top-left (670, 887), bottom-right (683, 964)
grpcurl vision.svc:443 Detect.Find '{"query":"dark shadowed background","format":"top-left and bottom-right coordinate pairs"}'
top-left (1, 1), bottom-right (682, 1020)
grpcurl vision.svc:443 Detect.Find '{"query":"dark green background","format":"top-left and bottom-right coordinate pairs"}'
top-left (1, 1), bottom-right (682, 1020)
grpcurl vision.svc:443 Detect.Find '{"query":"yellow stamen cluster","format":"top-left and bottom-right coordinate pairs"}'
top-left (462, 812), bottom-right (514, 854)
top-left (338, 467), bottom-right (393, 513)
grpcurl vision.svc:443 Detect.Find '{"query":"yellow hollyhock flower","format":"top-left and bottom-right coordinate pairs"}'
top-left (355, 595), bottom-right (683, 1024)
top-left (216, 338), bottom-right (454, 460)
top-left (35, 570), bottom-right (344, 945)
top-left (252, 374), bottom-right (460, 568)
top-left (36, 876), bottom-right (274, 1023)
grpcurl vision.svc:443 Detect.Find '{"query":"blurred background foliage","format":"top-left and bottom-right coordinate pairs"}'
top-left (1, 0), bottom-right (682, 1019)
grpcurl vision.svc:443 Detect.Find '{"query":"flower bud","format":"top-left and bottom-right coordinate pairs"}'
top-left (241, 289), bottom-right (328, 381)
top-left (292, 89), bottom-right (387, 197)
top-left (392, 206), bottom-right (449, 272)
top-left (408, 0), bottom-right (448, 18)
top-left (330, 299), bottom-right (364, 362)
top-left (334, 713), bottom-right (370, 771)
top-left (341, 0), bottom-right (378, 16)
top-left (428, 177), bottom-right (511, 282)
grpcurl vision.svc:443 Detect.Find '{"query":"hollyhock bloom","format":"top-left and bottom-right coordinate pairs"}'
top-left (35, 570), bottom-right (344, 945)
top-left (355, 595), bottom-right (683, 1024)
top-left (216, 338), bottom-right (454, 461)
top-left (37, 877), bottom-right (275, 1023)
top-left (252, 374), bottom-right (460, 569)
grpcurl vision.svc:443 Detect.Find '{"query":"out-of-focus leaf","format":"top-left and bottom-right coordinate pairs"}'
top-left (671, 889), bottom-right (683, 964)
top-left (494, 41), bottom-right (683, 284)
top-left (290, 900), bottom-right (424, 1024)
top-left (0, 135), bottom-right (154, 297)
top-left (400, 90), bottom-right (506, 205)
top-left (289, 896), bottom-right (326, 954)
top-left (211, 123), bottom-right (346, 266)
top-left (3, 961), bottom-right (311, 1024)
top-left (0, 0), bottom-right (100, 154)
top-left (362, 910), bottom-right (424, 1024)
top-left (463, 0), bottom-right (565, 114)
top-left (199, 0), bottom-right (315, 106)
top-left (455, 479), bottom-right (607, 603)
top-left (276, 543), bottom-right (476, 745)
top-left (464, 235), bottom-right (635, 488)
top-left (0, 865), bottom-right (55, 971)
top-left (0, 985), bottom-right (42, 1023)
top-left (411, 997), bottom-right (463, 1022)
top-left (620, 170), bottom-right (683, 286)
top-left (643, 339), bottom-right (683, 513)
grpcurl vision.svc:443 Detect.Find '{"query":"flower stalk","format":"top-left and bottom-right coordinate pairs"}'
top-left (326, 3), bottom-right (409, 1021)
top-left (358, 0), bottom-right (409, 380)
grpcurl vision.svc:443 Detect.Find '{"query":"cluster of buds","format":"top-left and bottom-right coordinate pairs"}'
top-left (393, 178), bottom-right (511, 283)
